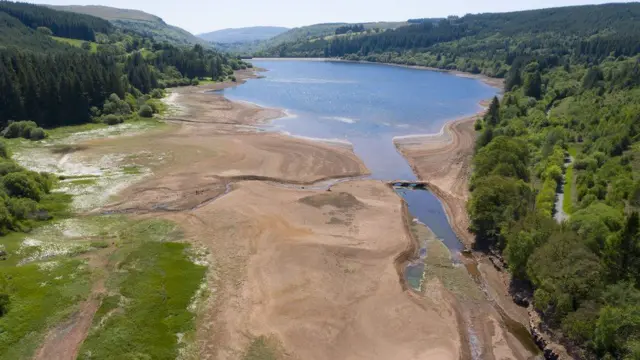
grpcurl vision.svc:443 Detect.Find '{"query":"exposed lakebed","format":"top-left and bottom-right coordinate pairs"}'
top-left (221, 60), bottom-right (496, 283)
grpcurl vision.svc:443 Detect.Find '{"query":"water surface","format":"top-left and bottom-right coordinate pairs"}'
top-left (221, 59), bottom-right (496, 264)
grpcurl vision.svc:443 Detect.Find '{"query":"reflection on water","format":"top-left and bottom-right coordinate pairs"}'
top-left (221, 60), bottom-right (496, 286)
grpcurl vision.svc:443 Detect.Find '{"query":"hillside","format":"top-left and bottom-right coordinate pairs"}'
top-left (198, 26), bottom-right (289, 43)
top-left (48, 5), bottom-right (206, 46)
top-left (216, 21), bottom-right (411, 55)
top-left (254, 3), bottom-right (640, 359)
top-left (260, 3), bottom-right (640, 76)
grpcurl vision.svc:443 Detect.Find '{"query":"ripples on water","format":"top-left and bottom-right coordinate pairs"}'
top-left (221, 59), bottom-right (496, 273)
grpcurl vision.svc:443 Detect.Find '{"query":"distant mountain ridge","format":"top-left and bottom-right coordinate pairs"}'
top-left (212, 21), bottom-right (410, 54)
top-left (47, 5), bottom-right (206, 46)
top-left (198, 26), bottom-right (289, 44)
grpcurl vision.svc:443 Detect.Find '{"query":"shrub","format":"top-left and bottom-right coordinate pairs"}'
top-left (191, 78), bottom-right (200, 86)
top-left (0, 160), bottom-right (22, 176)
top-left (29, 128), bottom-right (46, 141)
top-left (36, 26), bottom-right (52, 36)
top-left (150, 89), bottom-right (164, 99)
top-left (103, 114), bottom-right (124, 125)
top-left (7, 197), bottom-right (38, 220)
top-left (103, 94), bottom-right (132, 115)
top-left (0, 141), bottom-right (8, 159)
top-left (138, 105), bottom-right (153, 118)
top-left (147, 101), bottom-right (160, 114)
top-left (230, 75), bottom-right (237, 82)
top-left (125, 93), bottom-right (139, 112)
top-left (2, 172), bottom-right (42, 201)
top-left (3, 121), bottom-right (37, 139)
top-left (0, 200), bottom-right (12, 234)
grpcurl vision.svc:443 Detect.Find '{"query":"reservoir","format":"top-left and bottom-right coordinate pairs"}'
top-left (221, 59), bottom-right (497, 265)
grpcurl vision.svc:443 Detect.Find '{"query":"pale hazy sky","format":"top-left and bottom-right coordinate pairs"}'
top-left (32, 0), bottom-right (633, 34)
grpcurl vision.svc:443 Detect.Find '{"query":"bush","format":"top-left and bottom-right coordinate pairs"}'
top-left (7, 197), bottom-right (38, 220)
top-left (150, 89), bottom-right (164, 99)
top-left (138, 105), bottom-right (153, 118)
top-left (103, 114), bottom-right (124, 125)
top-left (147, 101), bottom-right (160, 114)
top-left (191, 78), bottom-right (200, 86)
top-left (2, 172), bottom-right (42, 201)
top-left (0, 200), bottom-right (12, 235)
top-left (125, 93), bottom-right (139, 112)
top-left (3, 121), bottom-right (37, 139)
top-left (230, 75), bottom-right (237, 82)
top-left (0, 160), bottom-right (22, 176)
top-left (36, 26), bottom-right (52, 36)
top-left (0, 141), bottom-right (8, 159)
top-left (29, 128), bottom-right (46, 141)
top-left (103, 94), bottom-right (132, 115)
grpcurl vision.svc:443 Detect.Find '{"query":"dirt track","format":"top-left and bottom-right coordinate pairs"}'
top-left (41, 69), bottom-right (540, 359)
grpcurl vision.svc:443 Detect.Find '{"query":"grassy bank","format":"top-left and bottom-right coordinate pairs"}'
top-left (51, 36), bottom-right (97, 53)
top-left (78, 220), bottom-right (207, 360)
top-left (1, 111), bottom-right (206, 359)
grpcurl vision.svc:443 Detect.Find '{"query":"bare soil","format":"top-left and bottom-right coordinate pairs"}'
top-left (33, 247), bottom-right (113, 360)
top-left (37, 69), bottom-right (536, 359)
top-left (395, 102), bottom-right (538, 355)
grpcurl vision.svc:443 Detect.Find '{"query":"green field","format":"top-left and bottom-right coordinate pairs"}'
top-left (51, 36), bottom-right (97, 53)
top-left (78, 220), bottom-right (206, 360)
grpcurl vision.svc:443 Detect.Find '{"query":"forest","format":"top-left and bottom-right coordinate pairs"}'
top-left (0, 1), bottom-right (247, 129)
top-left (259, 3), bottom-right (640, 77)
top-left (0, 0), bottom-right (247, 235)
top-left (469, 54), bottom-right (640, 360)
top-left (257, 3), bottom-right (640, 358)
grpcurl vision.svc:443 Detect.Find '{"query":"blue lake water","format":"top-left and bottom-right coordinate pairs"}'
top-left (221, 60), bottom-right (497, 261)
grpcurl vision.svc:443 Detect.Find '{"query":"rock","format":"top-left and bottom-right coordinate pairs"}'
top-left (512, 292), bottom-right (530, 307)
top-left (528, 306), bottom-right (571, 360)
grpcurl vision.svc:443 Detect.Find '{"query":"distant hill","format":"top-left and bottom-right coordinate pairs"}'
top-left (198, 26), bottom-right (289, 44)
top-left (269, 21), bottom-right (409, 45)
top-left (215, 21), bottom-right (410, 55)
top-left (48, 5), bottom-right (206, 46)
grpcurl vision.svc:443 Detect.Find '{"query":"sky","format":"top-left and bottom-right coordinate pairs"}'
top-left (31, 0), bottom-right (634, 34)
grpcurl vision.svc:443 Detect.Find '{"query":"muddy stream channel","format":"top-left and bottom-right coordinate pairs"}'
top-left (220, 60), bottom-right (541, 357)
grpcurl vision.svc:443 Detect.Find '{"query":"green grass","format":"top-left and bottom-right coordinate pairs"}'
top-left (563, 164), bottom-right (574, 214)
top-left (197, 77), bottom-right (217, 85)
top-left (0, 230), bottom-right (92, 360)
top-left (69, 178), bottom-right (98, 186)
top-left (243, 336), bottom-right (283, 360)
top-left (122, 165), bottom-right (141, 175)
top-left (51, 36), bottom-right (97, 53)
top-left (77, 219), bottom-right (206, 360)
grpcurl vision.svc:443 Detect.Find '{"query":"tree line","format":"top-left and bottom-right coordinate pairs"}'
top-left (259, 3), bottom-right (640, 78)
top-left (335, 24), bottom-right (364, 35)
top-left (0, 1), bottom-right (112, 41)
top-left (469, 55), bottom-right (640, 359)
top-left (0, 1), bottom-right (247, 129)
top-left (255, 2), bottom-right (640, 358)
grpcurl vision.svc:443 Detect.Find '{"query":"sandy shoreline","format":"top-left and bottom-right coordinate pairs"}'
top-left (26, 64), bottom-right (539, 360)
